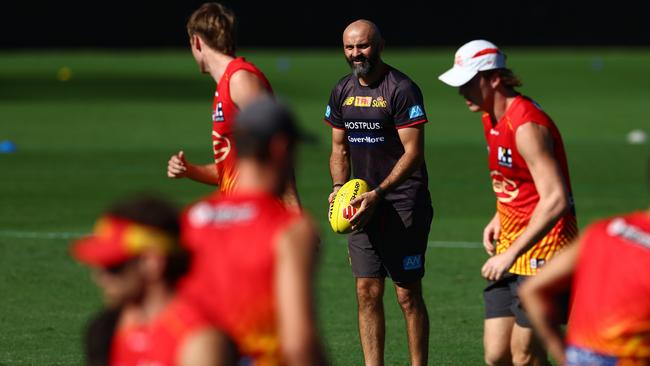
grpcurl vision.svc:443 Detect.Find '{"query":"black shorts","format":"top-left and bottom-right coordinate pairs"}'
top-left (484, 274), bottom-right (569, 328)
top-left (348, 203), bottom-right (433, 284)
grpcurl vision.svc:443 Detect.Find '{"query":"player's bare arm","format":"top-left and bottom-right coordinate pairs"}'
top-left (350, 124), bottom-right (425, 230)
top-left (230, 70), bottom-right (302, 209)
top-left (178, 328), bottom-right (237, 366)
top-left (229, 70), bottom-right (271, 109)
top-left (329, 128), bottom-right (351, 203)
top-left (481, 122), bottom-right (570, 280)
top-left (482, 212), bottom-right (500, 256)
top-left (167, 150), bottom-right (220, 185)
top-left (519, 238), bottom-right (582, 365)
top-left (276, 217), bottom-right (327, 366)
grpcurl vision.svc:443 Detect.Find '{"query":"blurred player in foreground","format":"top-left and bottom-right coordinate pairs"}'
top-left (166, 2), bottom-right (300, 207)
top-left (520, 160), bottom-right (650, 366)
top-left (324, 19), bottom-right (433, 366)
top-left (179, 97), bottom-right (326, 365)
top-left (439, 40), bottom-right (578, 365)
top-left (72, 195), bottom-right (235, 366)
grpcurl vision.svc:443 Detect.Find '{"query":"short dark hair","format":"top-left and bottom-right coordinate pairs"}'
top-left (234, 97), bottom-right (300, 162)
top-left (186, 2), bottom-right (237, 56)
top-left (84, 308), bottom-right (120, 366)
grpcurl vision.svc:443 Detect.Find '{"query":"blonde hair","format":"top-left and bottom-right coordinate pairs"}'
top-left (482, 68), bottom-right (523, 88)
top-left (186, 2), bottom-right (237, 56)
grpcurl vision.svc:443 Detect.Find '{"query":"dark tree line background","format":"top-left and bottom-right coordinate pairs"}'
top-left (2, 0), bottom-right (648, 48)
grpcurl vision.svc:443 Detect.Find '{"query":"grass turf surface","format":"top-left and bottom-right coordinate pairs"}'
top-left (1, 49), bottom-right (649, 365)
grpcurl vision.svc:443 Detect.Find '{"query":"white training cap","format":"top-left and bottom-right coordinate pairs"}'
top-left (438, 40), bottom-right (506, 87)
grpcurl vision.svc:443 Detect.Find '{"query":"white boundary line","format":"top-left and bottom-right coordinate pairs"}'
top-left (0, 230), bottom-right (483, 248)
top-left (428, 240), bottom-right (482, 249)
top-left (0, 231), bottom-right (86, 239)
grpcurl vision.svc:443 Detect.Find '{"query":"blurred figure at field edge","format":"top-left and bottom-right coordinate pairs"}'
top-left (72, 195), bottom-right (236, 366)
top-left (178, 97), bottom-right (327, 365)
top-left (520, 158), bottom-right (650, 366)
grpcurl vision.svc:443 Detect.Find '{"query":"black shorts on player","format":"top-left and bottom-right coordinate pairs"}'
top-left (484, 274), bottom-right (569, 327)
top-left (348, 202), bottom-right (433, 284)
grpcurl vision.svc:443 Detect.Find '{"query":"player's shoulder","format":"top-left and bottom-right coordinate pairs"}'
top-left (332, 73), bottom-right (355, 90)
top-left (276, 211), bottom-right (319, 250)
top-left (385, 66), bottom-right (420, 90)
top-left (229, 57), bottom-right (261, 73)
top-left (510, 95), bottom-right (553, 125)
top-left (590, 211), bottom-right (650, 233)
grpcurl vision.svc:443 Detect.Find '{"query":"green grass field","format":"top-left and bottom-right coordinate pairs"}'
top-left (1, 48), bottom-right (649, 365)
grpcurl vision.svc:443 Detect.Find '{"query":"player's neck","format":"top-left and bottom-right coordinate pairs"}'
top-left (357, 62), bottom-right (387, 87)
top-left (205, 51), bottom-right (235, 83)
top-left (491, 88), bottom-right (519, 122)
top-left (139, 283), bottom-right (174, 322)
top-left (235, 161), bottom-right (281, 197)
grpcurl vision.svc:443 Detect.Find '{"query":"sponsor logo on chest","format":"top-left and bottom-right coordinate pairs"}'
top-left (497, 146), bottom-right (513, 168)
top-left (189, 202), bottom-right (257, 226)
top-left (344, 96), bottom-right (387, 108)
top-left (213, 101), bottom-right (224, 122)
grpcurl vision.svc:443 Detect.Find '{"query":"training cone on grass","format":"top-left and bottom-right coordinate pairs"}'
top-left (0, 140), bottom-right (16, 153)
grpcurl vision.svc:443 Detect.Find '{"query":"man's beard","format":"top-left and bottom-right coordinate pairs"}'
top-left (347, 53), bottom-right (378, 78)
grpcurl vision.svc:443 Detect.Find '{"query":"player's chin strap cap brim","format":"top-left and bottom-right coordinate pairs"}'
top-left (438, 66), bottom-right (478, 87)
top-left (72, 235), bottom-right (130, 267)
top-left (71, 216), bottom-right (176, 268)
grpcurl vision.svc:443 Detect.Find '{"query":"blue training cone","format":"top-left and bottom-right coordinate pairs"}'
top-left (0, 140), bottom-right (17, 153)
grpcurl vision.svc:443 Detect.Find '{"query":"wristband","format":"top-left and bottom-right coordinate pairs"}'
top-left (332, 183), bottom-right (344, 189)
top-left (374, 186), bottom-right (386, 198)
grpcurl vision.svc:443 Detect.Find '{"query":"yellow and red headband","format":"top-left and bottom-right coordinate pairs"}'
top-left (71, 216), bottom-right (176, 267)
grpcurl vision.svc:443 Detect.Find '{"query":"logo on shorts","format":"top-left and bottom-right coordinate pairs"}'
top-left (530, 258), bottom-right (546, 269)
top-left (403, 255), bottom-right (422, 270)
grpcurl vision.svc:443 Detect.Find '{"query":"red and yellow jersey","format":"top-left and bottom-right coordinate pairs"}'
top-left (567, 212), bottom-right (650, 361)
top-left (482, 95), bottom-right (578, 275)
top-left (212, 57), bottom-right (272, 194)
top-left (179, 191), bottom-right (302, 366)
top-left (110, 298), bottom-right (210, 366)
top-left (111, 322), bottom-right (148, 366)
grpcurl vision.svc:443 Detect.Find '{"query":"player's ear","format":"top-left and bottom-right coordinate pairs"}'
top-left (489, 71), bottom-right (501, 89)
top-left (192, 35), bottom-right (202, 52)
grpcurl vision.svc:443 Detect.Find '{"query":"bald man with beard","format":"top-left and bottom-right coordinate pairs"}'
top-left (324, 20), bottom-right (434, 366)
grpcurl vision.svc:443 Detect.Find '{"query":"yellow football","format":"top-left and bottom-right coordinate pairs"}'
top-left (328, 179), bottom-right (370, 234)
